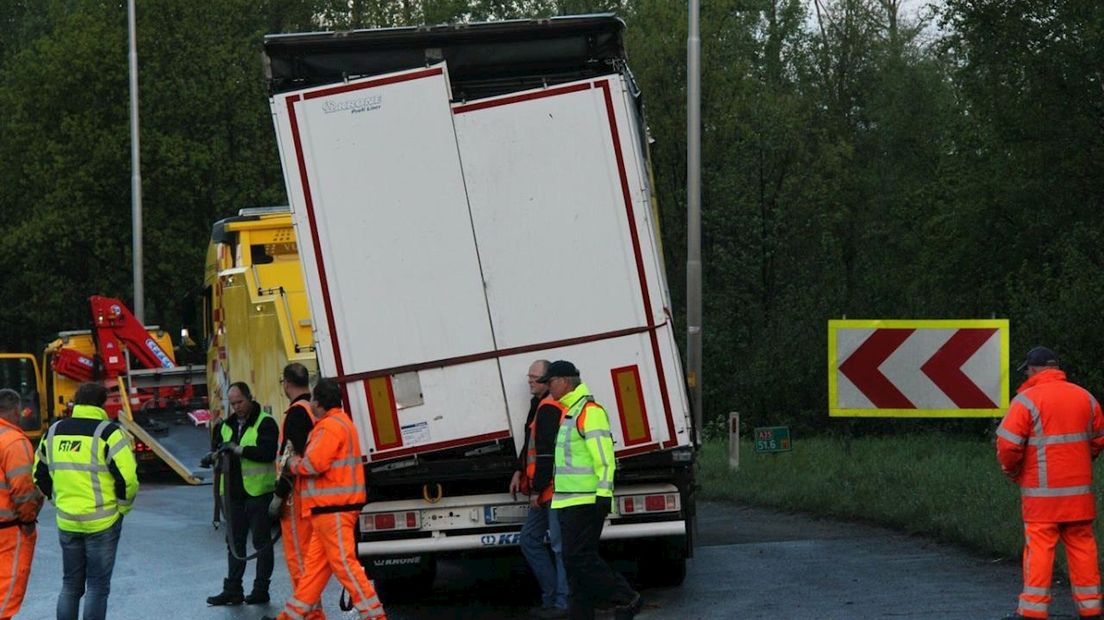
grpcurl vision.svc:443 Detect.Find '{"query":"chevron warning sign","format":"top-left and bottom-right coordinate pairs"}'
top-left (828, 319), bottom-right (1010, 418)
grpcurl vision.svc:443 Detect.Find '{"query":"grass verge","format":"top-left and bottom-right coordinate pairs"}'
top-left (694, 435), bottom-right (1104, 560)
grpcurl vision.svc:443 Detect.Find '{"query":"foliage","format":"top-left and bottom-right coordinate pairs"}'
top-left (1, 0), bottom-right (1102, 440)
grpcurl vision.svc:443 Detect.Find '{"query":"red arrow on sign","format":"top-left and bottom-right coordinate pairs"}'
top-left (838, 329), bottom-right (916, 408)
top-left (920, 328), bottom-right (998, 408)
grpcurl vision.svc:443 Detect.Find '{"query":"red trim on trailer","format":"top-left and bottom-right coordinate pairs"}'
top-left (595, 79), bottom-right (678, 448)
top-left (369, 429), bottom-right (512, 462)
top-left (452, 81), bottom-right (592, 114)
top-left (304, 66), bottom-right (445, 101)
top-left (285, 93), bottom-right (345, 378)
top-left (615, 443), bottom-right (661, 458)
top-left (334, 322), bottom-right (666, 384)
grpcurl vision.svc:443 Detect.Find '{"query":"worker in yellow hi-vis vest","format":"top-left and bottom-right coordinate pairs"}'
top-left (33, 381), bottom-right (138, 620)
top-left (546, 361), bottom-right (642, 620)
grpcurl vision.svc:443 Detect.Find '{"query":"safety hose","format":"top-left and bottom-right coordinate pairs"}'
top-left (212, 449), bottom-right (284, 562)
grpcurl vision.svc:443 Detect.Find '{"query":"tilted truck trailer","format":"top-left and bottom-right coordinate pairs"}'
top-left (262, 13), bottom-right (695, 590)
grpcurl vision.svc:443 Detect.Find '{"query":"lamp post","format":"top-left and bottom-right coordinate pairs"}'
top-left (687, 0), bottom-right (702, 446)
top-left (128, 0), bottom-right (144, 322)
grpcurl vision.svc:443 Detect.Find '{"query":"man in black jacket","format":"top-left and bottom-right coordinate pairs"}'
top-left (272, 363), bottom-right (318, 595)
top-left (509, 359), bottom-right (569, 619)
top-left (207, 381), bottom-right (278, 606)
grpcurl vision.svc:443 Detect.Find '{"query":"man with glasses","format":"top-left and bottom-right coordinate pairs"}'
top-left (545, 361), bottom-right (641, 620)
top-left (510, 360), bottom-right (569, 618)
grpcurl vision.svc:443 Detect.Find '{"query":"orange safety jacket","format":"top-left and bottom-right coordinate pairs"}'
top-left (525, 396), bottom-right (568, 505)
top-left (996, 369), bottom-right (1104, 522)
top-left (0, 418), bottom-right (43, 525)
top-left (291, 407), bottom-right (367, 515)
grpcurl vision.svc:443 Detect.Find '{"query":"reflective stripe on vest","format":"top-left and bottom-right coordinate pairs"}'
top-left (44, 411), bottom-right (128, 533)
top-left (551, 390), bottom-right (615, 509)
top-left (0, 421), bottom-right (38, 520)
top-left (1013, 392), bottom-right (1095, 501)
top-left (220, 411), bottom-right (276, 497)
top-left (302, 411), bottom-right (366, 510)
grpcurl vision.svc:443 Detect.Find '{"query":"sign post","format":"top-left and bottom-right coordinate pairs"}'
top-left (728, 411), bottom-right (739, 471)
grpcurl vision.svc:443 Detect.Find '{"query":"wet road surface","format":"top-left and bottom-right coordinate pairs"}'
top-left (18, 480), bottom-right (1078, 619)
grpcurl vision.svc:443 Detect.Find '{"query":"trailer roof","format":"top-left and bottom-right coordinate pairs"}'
top-left (262, 13), bottom-right (626, 99)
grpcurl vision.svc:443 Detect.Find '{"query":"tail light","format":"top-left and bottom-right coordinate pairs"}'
top-left (360, 510), bottom-right (420, 532)
top-left (617, 493), bottom-right (679, 515)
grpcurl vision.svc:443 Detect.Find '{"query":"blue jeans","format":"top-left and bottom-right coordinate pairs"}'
top-left (520, 503), bottom-right (569, 609)
top-left (57, 517), bottom-right (122, 620)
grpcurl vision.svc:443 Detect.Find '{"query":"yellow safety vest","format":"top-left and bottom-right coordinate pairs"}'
top-left (219, 411), bottom-right (277, 497)
top-left (551, 383), bottom-right (616, 509)
top-left (34, 405), bottom-right (138, 533)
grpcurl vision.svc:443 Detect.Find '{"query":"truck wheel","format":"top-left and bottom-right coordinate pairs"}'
top-left (636, 555), bottom-right (687, 588)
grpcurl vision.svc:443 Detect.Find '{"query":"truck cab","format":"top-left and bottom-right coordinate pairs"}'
top-left (0, 353), bottom-right (47, 439)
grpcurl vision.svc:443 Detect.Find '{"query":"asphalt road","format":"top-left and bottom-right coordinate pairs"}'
top-left (17, 479), bottom-right (1082, 619)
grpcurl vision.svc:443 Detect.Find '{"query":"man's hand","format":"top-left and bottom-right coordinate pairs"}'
top-left (529, 495), bottom-right (540, 509)
top-left (509, 471), bottom-right (522, 500)
top-left (284, 455), bottom-right (302, 475)
top-left (19, 522), bottom-right (34, 536)
top-left (222, 442), bottom-right (244, 456)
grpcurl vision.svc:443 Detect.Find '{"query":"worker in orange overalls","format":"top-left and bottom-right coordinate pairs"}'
top-left (997, 346), bottom-right (1104, 620)
top-left (263, 377), bottom-right (386, 620)
top-left (269, 362), bottom-right (324, 619)
top-left (0, 388), bottom-right (44, 620)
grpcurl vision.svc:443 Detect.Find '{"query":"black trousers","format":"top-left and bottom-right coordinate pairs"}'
top-left (225, 492), bottom-right (274, 593)
top-left (557, 498), bottom-right (638, 620)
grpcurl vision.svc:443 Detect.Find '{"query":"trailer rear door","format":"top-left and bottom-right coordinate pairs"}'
top-left (271, 66), bottom-right (511, 460)
top-left (452, 75), bottom-right (691, 454)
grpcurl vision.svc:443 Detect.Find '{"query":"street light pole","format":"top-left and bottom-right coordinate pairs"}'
top-left (687, 0), bottom-right (702, 445)
top-left (127, 0), bottom-right (144, 322)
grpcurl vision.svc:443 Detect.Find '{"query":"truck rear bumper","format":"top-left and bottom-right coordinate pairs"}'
top-left (358, 518), bottom-right (686, 557)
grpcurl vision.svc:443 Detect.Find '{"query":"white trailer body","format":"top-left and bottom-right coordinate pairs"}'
top-left (265, 14), bottom-right (695, 590)
top-left (272, 66), bottom-right (690, 461)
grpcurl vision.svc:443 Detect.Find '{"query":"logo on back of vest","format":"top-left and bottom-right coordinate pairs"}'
top-left (58, 439), bottom-right (83, 452)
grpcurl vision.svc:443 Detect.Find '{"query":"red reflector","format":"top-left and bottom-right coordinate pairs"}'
top-left (406, 512), bottom-right (416, 528)
top-left (623, 498), bottom-right (635, 513)
top-left (644, 495), bottom-right (666, 512)
top-left (375, 514), bottom-right (396, 530)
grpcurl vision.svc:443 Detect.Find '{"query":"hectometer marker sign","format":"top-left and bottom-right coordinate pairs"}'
top-left (828, 319), bottom-right (1009, 418)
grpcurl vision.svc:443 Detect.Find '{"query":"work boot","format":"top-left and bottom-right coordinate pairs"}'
top-left (614, 592), bottom-right (644, 620)
top-left (206, 579), bottom-right (244, 606)
top-left (245, 579), bottom-right (270, 604)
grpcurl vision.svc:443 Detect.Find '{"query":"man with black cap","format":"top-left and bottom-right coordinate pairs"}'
top-left (545, 360), bottom-right (642, 620)
top-left (996, 346), bottom-right (1104, 620)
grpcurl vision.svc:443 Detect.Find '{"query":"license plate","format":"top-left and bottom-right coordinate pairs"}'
top-left (487, 504), bottom-right (529, 524)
